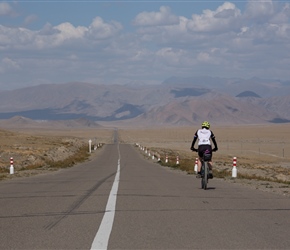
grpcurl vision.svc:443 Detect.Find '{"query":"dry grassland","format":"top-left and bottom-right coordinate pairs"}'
top-left (1, 124), bottom-right (289, 196)
top-left (119, 124), bottom-right (290, 162)
top-left (12, 127), bottom-right (115, 144)
top-left (118, 124), bottom-right (290, 195)
top-left (0, 127), bottom-right (114, 179)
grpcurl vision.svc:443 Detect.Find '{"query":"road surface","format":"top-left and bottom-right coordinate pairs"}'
top-left (0, 142), bottom-right (289, 249)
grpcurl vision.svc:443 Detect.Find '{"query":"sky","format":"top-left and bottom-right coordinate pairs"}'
top-left (0, 0), bottom-right (290, 90)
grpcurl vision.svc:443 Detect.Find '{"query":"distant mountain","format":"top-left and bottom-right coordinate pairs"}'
top-left (0, 79), bottom-right (289, 127)
top-left (170, 88), bottom-right (210, 98)
top-left (131, 92), bottom-right (280, 126)
top-left (236, 91), bottom-right (261, 98)
top-left (162, 76), bottom-right (290, 97)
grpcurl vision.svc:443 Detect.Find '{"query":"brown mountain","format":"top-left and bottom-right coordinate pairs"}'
top-left (0, 80), bottom-right (289, 127)
top-left (131, 92), bottom-right (281, 126)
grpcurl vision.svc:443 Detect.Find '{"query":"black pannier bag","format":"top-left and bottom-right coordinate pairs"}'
top-left (203, 153), bottom-right (212, 161)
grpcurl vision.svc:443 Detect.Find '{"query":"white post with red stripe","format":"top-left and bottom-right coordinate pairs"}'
top-left (194, 158), bottom-right (198, 174)
top-left (232, 157), bottom-right (237, 178)
top-left (165, 155), bottom-right (168, 163)
top-left (10, 157), bottom-right (14, 174)
top-left (176, 155), bottom-right (180, 165)
top-left (89, 139), bottom-right (92, 153)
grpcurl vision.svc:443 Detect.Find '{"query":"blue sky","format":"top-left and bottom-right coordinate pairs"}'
top-left (0, 0), bottom-right (289, 90)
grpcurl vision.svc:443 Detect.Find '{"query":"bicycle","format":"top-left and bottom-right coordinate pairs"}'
top-left (200, 151), bottom-right (212, 190)
top-left (192, 147), bottom-right (216, 189)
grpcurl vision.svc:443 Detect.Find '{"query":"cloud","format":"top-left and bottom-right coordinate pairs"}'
top-left (0, 2), bottom-right (15, 17)
top-left (133, 6), bottom-right (179, 26)
top-left (24, 14), bottom-right (38, 26)
top-left (0, 17), bottom-right (123, 50)
top-left (53, 22), bottom-right (87, 44)
top-left (87, 17), bottom-right (123, 40)
top-left (156, 47), bottom-right (185, 65)
top-left (187, 2), bottom-right (242, 33)
top-left (0, 1), bottom-right (290, 89)
top-left (245, 0), bottom-right (275, 21)
top-left (0, 57), bottom-right (20, 74)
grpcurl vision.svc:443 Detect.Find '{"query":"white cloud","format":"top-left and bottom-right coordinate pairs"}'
top-left (0, 17), bottom-right (122, 50)
top-left (1, 1), bottom-right (290, 88)
top-left (269, 3), bottom-right (290, 23)
top-left (87, 17), bottom-right (123, 40)
top-left (245, 0), bottom-right (275, 21)
top-left (27, 22), bottom-right (87, 49)
top-left (0, 57), bottom-right (20, 73)
top-left (0, 2), bottom-right (14, 17)
top-left (156, 47), bottom-right (185, 66)
top-left (197, 52), bottom-right (211, 62)
top-left (24, 15), bottom-right (38, 26)
top-left (133, 6), bottom-right (179, 26)
top-left (187, 2), bottom-right (242, 33)
top-left (54, 22), bottom-right (86, 43)
top-left (0, 25), bottom-right (35, 49)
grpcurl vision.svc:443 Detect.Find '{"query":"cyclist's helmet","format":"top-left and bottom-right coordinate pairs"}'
top-left (201, 121), bottom-right (210, 129)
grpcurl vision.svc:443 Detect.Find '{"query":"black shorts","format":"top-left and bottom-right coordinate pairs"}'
top-left (198, 145), bottom-right (212, 158)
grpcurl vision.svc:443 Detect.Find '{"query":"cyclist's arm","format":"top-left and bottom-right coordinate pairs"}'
top-left (211, 132), bottom-right (218, 151)
top-left (190, 132), bottom-right (198, 150)
top-left (212, 137), bottom-right (218, 149)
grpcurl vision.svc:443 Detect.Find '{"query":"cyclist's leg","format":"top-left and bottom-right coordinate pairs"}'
top-left (208, 161), bottom-right (213, 178)
top-left (206, 145), bottom-right (214, 178)
top-left (196, 146), bottom-right (204, 177)
top-left (196, 157), bottom-right (202, 178)
top-left (208, 161), bottom-right (212, 170)
top-left (197, 157), bottom-right (202, 172)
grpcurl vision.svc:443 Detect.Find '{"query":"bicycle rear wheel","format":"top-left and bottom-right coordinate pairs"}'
top-left (200, 162), bottom-right (204, 189)
top-left (203, 162), bottom-right (208, 190)
top-left (201, 177), bottom-right (206, 189)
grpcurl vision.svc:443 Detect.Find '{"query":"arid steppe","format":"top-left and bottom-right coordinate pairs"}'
top-left (119, 124), bottom-right (290, 196)
top-left (0, 123), bottom-right (289, 196)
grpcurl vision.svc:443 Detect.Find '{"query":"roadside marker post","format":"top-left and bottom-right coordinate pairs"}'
top-left (194, 158), bottom-right (198, 173)
top-left (165, 155), bottom-right (168, 163)
top-left (176, 155), bottom-right (180, 165)
top-left (232, 157), bottom-right (237, 178)
top-left (89, 139), bottom-right (92, 153)
top-left (10, 157), bottom-right (14, 175)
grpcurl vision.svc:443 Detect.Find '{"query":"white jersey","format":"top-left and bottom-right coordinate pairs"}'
top-left (195, 128), bottom-right (214, 146)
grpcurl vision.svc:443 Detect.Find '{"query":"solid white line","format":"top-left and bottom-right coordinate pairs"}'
top-left (90, 151), bottom-right (121, 250)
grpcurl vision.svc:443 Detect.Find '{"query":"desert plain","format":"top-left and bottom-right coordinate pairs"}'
top-left (0, 123), bottom-right (289, 196)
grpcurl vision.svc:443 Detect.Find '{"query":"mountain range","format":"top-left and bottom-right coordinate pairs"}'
top-left (0, 76), bottom-right (289, 128)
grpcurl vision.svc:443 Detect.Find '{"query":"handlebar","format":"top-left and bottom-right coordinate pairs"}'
top-left (190, 148), bottom-right (218, 152)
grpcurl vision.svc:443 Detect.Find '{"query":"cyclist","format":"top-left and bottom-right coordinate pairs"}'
top-left (190, 121), bottom-right (218, 178)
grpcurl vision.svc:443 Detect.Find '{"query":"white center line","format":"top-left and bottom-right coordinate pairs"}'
top-left (90, 148), bottom-right (121, 250)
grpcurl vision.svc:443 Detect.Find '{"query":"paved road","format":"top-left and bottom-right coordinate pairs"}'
top-left (0, 143), bottom-right (290, 249)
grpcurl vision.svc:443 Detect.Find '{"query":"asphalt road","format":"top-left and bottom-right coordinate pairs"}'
top-left (0, 143), bottom-right (290, 250)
